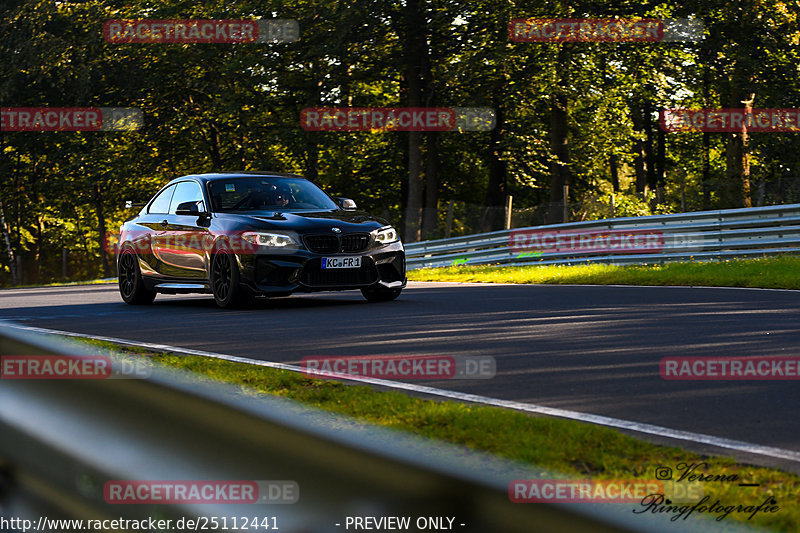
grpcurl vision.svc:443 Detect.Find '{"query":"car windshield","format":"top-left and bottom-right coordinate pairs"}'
top-left (208, 177), bottom-right (339, 212)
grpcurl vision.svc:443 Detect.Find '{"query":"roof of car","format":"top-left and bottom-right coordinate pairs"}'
top-left (169, 171), bottom-right (307, 184)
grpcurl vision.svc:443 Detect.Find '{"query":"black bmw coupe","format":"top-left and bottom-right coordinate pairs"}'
top-left (116, 172), bottom-right (406, 308)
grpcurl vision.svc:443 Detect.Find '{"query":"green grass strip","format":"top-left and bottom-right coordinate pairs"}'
top-left (407, 256), bottom-right (800, 289)
top-left (73, 338), bottom-right (800, 532)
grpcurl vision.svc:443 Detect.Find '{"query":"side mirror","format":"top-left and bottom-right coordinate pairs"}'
top-left (175, 201), bottom-right (209, 217)
top-left (337, 197), bottom-right (357, 210)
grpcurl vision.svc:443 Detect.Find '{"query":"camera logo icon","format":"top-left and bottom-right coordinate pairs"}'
top-left (655, 466), bottom-right (673, 480)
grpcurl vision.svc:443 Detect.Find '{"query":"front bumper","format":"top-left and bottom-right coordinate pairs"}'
top-left (236, 241), bottom-right (406, 296)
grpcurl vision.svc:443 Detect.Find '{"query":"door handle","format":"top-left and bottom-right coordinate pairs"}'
top-left (160, 219), bottom-right (169, 228)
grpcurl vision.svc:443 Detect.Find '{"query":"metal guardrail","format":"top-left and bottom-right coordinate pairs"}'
top-left (0, 323), bottom-right (762, 533)
top-left (405, 203), bottom-right (800, 270)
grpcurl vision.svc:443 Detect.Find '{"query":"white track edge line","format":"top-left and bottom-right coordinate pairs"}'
top-left (7, 323), bottom-right (800, 464)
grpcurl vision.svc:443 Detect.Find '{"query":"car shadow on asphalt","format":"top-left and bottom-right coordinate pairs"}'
top-left (151, 293), bottom-right (388, 311)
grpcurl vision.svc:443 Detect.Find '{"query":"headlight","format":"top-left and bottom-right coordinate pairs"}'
top-left (241, 232), bottom-right (298, 247)
top-left (373, 226), bottom-right (399, 244)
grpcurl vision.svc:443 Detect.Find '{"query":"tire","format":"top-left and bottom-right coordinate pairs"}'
top-left (361, 286), bottom-right (402, 302)
top-left (210, 246), bottom-right (252, 308)
top-left (118, 248), bottom-right (156, 305)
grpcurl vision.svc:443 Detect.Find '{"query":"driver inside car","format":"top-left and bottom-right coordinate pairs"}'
top-left (267, 183), bottom-right (294, 207)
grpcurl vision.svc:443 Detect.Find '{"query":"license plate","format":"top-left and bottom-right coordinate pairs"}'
top-left (321, 256), bottom-right (361, 269)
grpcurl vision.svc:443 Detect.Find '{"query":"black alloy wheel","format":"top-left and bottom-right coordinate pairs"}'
top-left (118, 248), bottom-right (156, 305)
top-left (210, 246), bottom-right (251, 308)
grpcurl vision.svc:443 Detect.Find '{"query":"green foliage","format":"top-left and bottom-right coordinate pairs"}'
top-left (1, 0), bottom-right (800, 285)
top-left (613, 191), bottom-right (672, 218)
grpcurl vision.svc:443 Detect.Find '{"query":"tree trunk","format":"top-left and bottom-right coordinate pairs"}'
top-left (702, 132), bottom-right (711, 210)
top-left (609, 153), bottom-right (620, 192)
top-left (34, 214), bottom-right (42, 284)
top-left (723, 93), bottom-right (754, 208)
top-left (0, 195), bottom-right (16, 285)
top-left (305, 62), bottom-right (321, 183)
top-left (13, 153), bottom-right (21, 252)
top-left (208, 121), bottom-right (223, 170)
top-left (77, 216), bottom-right (94, 279)
top-left (656, 112), bottom-right (666, 205)
top-left (643, 100), bottom-right (657, 196)
top-left (740, 93), bottom-right (753, 208)
top-left (30, 161), bottom-right (41, 284)
top-left (756, 171), bottom-right (767, 207)
top-left (406, 132), bottom-right (423, 242)
top-left (547, 93), bottom-right (570, 224)
top-left (630, 103), bottom-right (648, 195)
top-left (546, 45), bottom-right (571, 224)
top-left (482, 104), bottom-right (507, 231)
top-left (0, 127), bottom-right (18, 285)
top-left (422, 131), bottom-right (439, 239)
top-left (238, 111), bottom-right (246, 169)
top-left (701, 56), bottom-right (712, 210)
top-left (402, 0), bottom-right (426, 242)
top-left (421, 43), bottom-right (438, 239)
top-left (305, 137), bottom-right (319, 183)
top-left (94, 182), bottom-right (112, 277)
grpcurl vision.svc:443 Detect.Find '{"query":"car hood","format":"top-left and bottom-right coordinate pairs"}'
top-left (215, 209), bottom-right (390, 233)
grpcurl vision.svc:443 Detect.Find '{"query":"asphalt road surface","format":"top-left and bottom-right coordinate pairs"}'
top-left (1, 281), bottom-right (798, 463)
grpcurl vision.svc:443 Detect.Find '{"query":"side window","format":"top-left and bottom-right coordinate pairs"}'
top-left (169, 181), bottom-right (205, 214)
top-left (148, 185), bottom-right (175, 214)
